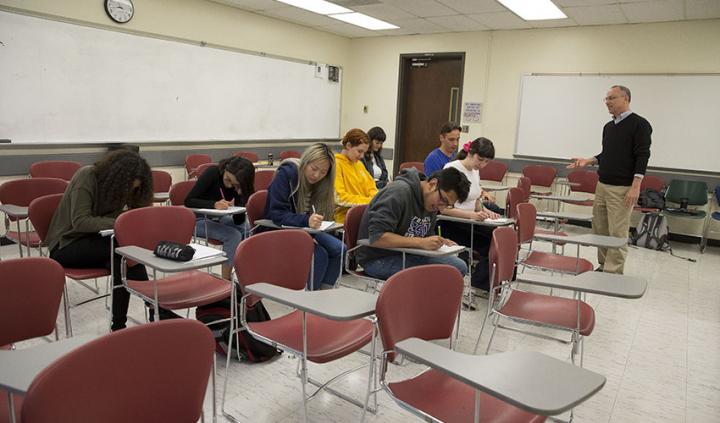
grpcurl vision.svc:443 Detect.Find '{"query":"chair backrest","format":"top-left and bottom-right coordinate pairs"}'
top-left (517, 176), bottom-right (531, 199)
top-left (29, 161), bottom-right (82, 181)
top-left (168, 180), bottom-right (196, 206)
top-left (479, 160), bottom-right (508, 182)
top-left (515, 202), bottom-right (537, 244)
top-left (505, 187), bottom-right (526, 220)
top-left (398, 161), bottom-right (424, 173)
top-left (489, 227), bottom-right (520, 290)
top-left (376, 265), bottom-right (463, 361)
top-left (254, 169), bottom-right (275, 192)
top-left (21, 320), bottom-right (214, 423)
top-left (522, 165), bottom-right (557, 188)
top-left (665, 179), bottom-right (709, 206)
top-left (234, 230), bottom-right (314, 291)
top-left (28, 194), bottom-right (64, 243)
top-left (640, 174), bottom-right (665, 192)
top-left (151, 170), bottom-right (172, 193)
top-left (0, 257), bottom-right (65, 346)
top-left (115, 206), bottom-right (195, 250)
top-left (344, 204), bottom-right (368, 249)
top-left (195, 162), bottom-right (217, 179)
top-left (245, 190), bottom-right (268, 227)
top-left (234, 151), bottom-right (259, 162)
top-left (279, 150), bottom-right (302, 160)
top-left (567, 170), bottom-right (599, 194)
top-left (185, 154), bottom-right (212, 178)
top-left (0, 178), bottom-right (68, 208)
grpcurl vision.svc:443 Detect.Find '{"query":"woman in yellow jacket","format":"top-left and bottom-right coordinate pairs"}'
top-left (334, 128), bottom-right (378, 223)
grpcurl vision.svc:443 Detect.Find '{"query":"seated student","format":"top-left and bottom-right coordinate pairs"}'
top-left (423, 122), bottom-right (461, 176)
top-left (360, 126), bottom-right (389, 189)
top-left (441, 137), bottom-right (501, 293)
top-left (265, 143), bottom-right (345, 290)
top-left (356, 167), bottom-right (470, 280)
top-left (334, 128), bottom-right (378, 223)
top-left (45, 150), bottom-right (167, 331)
top-left (184, 156), bottom-right (254, 280)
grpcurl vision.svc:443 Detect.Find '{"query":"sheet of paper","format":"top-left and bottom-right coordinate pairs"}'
top-left (318, 221), bottom-right (336, 231)
top-left (437, 244), bottom-right (465, 254)
top-left (194, 206), bottom-right (246, 214)
top-left (99, 229), bottom-right (114, 237)
top-left (485, 218), bottom-right (513, 224)
top-left (187, 243), bottom-right (226, 260)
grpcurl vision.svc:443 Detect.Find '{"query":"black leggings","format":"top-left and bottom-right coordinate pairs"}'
top-left (50, 234), bottom-right (149, 330)
top-left (436, 220), bottom-right (495, 291)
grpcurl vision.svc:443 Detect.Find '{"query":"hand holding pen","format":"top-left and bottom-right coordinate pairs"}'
top-left (309, 205), bottom-right (323, 229)
top-left (214, 187), bottom-right (234, 210)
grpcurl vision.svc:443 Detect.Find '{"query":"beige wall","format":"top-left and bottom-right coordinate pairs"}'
top-left (343, 19), bottom-right (720, 160)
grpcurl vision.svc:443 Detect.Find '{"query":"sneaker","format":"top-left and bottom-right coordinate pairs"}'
top-left (462, 296), bottom-right (477, 311)
top-left (594, 266), bottom-right (604, 272)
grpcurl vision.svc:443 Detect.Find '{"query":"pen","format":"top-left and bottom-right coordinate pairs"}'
top-left (437, 225), bottom-right (442, 238)
top-left (312, 205), bottom-right (317, 214)
top-left (219, 187), bottom-right (226, 201)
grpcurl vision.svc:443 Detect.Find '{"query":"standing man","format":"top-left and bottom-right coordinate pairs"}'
top-left (568, 85), bottom-right (652, 274)
top-left (423, 122), bottom-right (461, 176)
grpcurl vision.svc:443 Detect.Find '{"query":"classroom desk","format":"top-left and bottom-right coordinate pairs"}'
top-left (533, 233), bottom-right (626, 249)
top-left (152, 192), bottom-right (169, 203)
top-left (516, 272), bottom-right (647, 299)
top-left (530, 194), bottom-right (592, 203)
top-left (190, 206), bottom-right (247, 244)
top-left (114, 245), bottom-right (227, 273)
top-left (1, 335), bottom-right (94, 423)
top-left (536, 211), bottom-right (593, 234)
top-left (394, 337), bottom-right (606, 419)
top-left (555, 180), bottom-right (582, 196)
top-left (479, 182), bottom-right (510, 192)
top-left (357, 238), bottom-right (467, 259)
top-left (0, 204), bottom-right (30, 257)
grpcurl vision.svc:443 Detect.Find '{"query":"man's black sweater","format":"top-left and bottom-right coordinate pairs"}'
top-left (595, 112), bottom-right (652, 186)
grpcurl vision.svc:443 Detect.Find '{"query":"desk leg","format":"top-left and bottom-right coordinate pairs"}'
top-left (473, 390), bottom-right (481, 423)
top-left (7, 391), bottom-right (16, 423)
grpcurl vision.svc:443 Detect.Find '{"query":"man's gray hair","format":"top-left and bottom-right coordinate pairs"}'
top-left (611, 85), bottom-right (631, 102)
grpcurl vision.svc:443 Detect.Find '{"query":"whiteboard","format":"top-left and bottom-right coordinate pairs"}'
top-left (515, 74), bottom-right (720, 173)
top-left (0, 11), bottom-right (341, 144)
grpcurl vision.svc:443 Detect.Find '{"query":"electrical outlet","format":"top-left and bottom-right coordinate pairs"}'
top-left (314, 64), bottom-right (324, 79)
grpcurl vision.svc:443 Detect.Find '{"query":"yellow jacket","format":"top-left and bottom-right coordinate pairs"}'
top-left (334, 153), bottom-right (377, 223)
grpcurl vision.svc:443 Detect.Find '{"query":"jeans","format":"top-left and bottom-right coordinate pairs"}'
top-left (309, 232), bottom-right (346, 290)
top-left (195, 215), bottom-right (248, 264)
top-left (362, 252), bottom-right (468, 281)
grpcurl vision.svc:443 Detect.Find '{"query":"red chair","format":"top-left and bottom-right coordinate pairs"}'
top-left (0, 178), bottom-right (68, 257)
top-left (168, 180), bottom-right (195, 207)
top-left (563, 170), bottom-right (598, 207)
top-left (1, 257), bottom-right (66, 423)
top-left (195, 162), bottom-right (217, 178)
top-left (517, 176), bottom-right (532, 199)
top-left (29, 194), bottom-right (111, 337)
top-left (233, 151), bottom-right (259, 162)
top-left (279, 150), bottom-right (302, 160)
top-left (185, 154), bottom-right (211, 179)
top-left (399, 161), bottom-right (424, 174)
top-left (508, 187), bottom-right (568, 243)
top-left (151, 170), bottom-right (172, 193)
top-left (516, 203), bottom-right (592, 275)
top-left (223, 230), bottom-right (375, 420)
top-left (376, 264), bottom-right (547, 422)
top-left (21, 320), bottom-right (214, 423)
top-left (343, 204), bottom-right (382, 291)
top-left (522, 165), bottom-right (557, 195)
top-left (474, 227), bottom-right (595, 367)
top-left (29, 161), bottom-right (82, 181)
top-left (245, 190), bottom-right (267, 233)
top-left (253, 169), bottom-right (275, 192)
top-left (479, 160), bottom-right (508, 183)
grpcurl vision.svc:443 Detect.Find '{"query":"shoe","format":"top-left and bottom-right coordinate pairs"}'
top-left (462, 296), bottom-right (477, 311)
top-left (594, 266), bottom-right (604, 272)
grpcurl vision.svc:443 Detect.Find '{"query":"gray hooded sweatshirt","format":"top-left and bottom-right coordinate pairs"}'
top-left (356, 168), bottom-right (437, 265)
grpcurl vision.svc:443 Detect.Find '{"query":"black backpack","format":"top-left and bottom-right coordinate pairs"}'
top-left (196, 296), bottom-right (281, 362)
top-left (630, 212), bottom-right (670, 251)
top-left (637, 189), bottom-right (665, 209)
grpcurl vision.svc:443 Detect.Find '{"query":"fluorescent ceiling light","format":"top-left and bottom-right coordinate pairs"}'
top-left (275, 0), bottom-right (351, 15)
top-left (329, 12), bottom-right (398, 30)
top-left (497, 0), bottom-right (567, 20)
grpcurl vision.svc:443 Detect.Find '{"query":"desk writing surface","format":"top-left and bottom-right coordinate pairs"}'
top-left (115, 245), bottom-right (226, 273)
top-left (282, 221), bottom-right (343, 234)
top-left (357, 239), bottom-right (466, 257)
top-left (530, 194), bottom-right (592, 202)
top-left (0, 204), bottom-right (28, 219)
top-left (438, 215), bottom-right (514, 227)
top-left (191, 206), bottom-right (246, 217)
top-left (245, 283), bottom-right (377, 320)
top-left (536, 211), bottom-right (593, 221)
top-left (480, 182), bottom-right (509, 192)
top-left (0, 335), bottom-right (94, 394)
top-left (534, 233), bottom-right (626, 248)
top-left (516, 272), bottom-right (647, 298)
top-left (395, 337), bottom-right (606, 416)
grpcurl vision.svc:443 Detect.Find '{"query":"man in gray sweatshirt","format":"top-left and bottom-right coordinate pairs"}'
top-left (357, 167), bottom-right (470, 279)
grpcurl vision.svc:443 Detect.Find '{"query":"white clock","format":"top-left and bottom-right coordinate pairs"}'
top-left (104, 0), bottom-right (134, 24)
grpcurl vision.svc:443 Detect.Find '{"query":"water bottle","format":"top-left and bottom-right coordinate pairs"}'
top-left (267, 152), bottom-right (274, 166)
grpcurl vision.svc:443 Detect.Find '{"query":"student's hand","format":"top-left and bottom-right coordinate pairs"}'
top-left (475, 210), bottom-right (500, 221)
top-left (625, 186), bottom-right (640, 208)
top-left (481, 191), bottom-right (495, 202)
top-left (568, 157), bottom-right (594, 169)
top-left (441, 238), bottom-right (457, 246)
top-left (214, 199), bottom-right (233, 210)
top-left (308, 213), bottom-right (323, 229)
top-left (418, 236), bottom-right (444, 250)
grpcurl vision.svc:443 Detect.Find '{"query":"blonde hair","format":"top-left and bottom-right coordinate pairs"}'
top-left (293, 143), bottom-right (336, 218)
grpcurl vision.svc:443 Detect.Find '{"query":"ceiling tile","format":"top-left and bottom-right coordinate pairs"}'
top-left (316, 22), bottom-right (381, 38)
top-left (209, 0), bottom-right (285, 12)
top-left (621, 0), bottom-right (685, 23)
top-left (468, 11), bottom-right (533, 30)
top-left (565, 4), bottom-right (629, 25)
top-left (686, 0), bottom-right (720, 19)
top-left (425, 14), bottom-right (491, 31)
top-left (529, 17), bottom-right (579, 28)
top-left (555, 0), bottom-right (617, 6)
top-left (435, 0), bottom-right (506, 14)
top-left (260, 6), bottom-right (339, 26)
top-left (353, 3), bottom-right (415, 20)
top-left (381, 17), bottom-right (448, 35)
top-left (381, 0), bottom-right (459, 18)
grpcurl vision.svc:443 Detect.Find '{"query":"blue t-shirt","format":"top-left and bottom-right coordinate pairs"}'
top-left (423, 148), bottom-right (455, 176)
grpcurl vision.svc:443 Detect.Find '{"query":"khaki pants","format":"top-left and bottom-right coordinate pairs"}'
top-left (592, 182), bottom-right (633, 274)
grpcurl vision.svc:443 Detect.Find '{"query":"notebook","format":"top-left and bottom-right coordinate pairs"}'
top-left (437, 244), bottom-right (465, 254)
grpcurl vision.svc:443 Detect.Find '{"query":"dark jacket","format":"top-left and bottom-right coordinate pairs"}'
top-left (264, 161), bottom-right (309, 227)
top-left (184, 165), bottom-right (247, 225)
top-left (361, 152), bottom-right (388, 189)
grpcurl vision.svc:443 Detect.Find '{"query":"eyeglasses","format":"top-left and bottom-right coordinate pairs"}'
top-left (436, 189), bottom-right (451, 206)
top-left (604, 95), bottom-right (624, 102)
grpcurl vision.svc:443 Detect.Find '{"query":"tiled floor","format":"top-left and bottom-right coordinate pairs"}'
top-left (5, 222), bottom-right (720, 422)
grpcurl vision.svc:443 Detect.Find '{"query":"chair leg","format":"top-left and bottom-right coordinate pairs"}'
top-left (360, 324), bottom-right (377, 423)
top-left (484, 316), bottom-right (499, 355)
top-left (7, 391), bottom-right (16, 423)
top-left (473, 310), bottom-right (491, 355)
top-left (212, 354), bottom-right (217, 422)
top-left (300, 312), bottom-right (309, 423)
top-left (63, 283), bottom-right (73, 337)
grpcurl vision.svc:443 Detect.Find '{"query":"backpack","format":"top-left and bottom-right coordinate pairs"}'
top-left (637, 189), bottom-right (665, 209)
top-left (196, 296), bottom-right (281, 362)
top-left (630, 212), bottom-right (670, 251)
